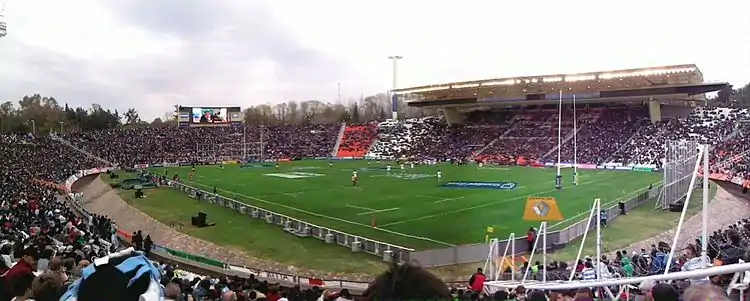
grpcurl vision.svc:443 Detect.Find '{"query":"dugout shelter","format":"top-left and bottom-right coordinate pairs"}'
top-left (394, 64), bottom-right (727, 125)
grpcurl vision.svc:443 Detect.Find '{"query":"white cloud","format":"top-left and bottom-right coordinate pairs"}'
top-left (0, 0), bottom-right (748, 120)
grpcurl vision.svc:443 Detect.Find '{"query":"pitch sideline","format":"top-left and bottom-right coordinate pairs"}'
top-left (186, 180), bottom-right (456, 247)
top-left (377, 173), bottom-right (627, 228)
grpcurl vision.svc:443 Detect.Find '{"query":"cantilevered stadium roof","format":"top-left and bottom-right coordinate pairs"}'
top-left (395, 64), bottom-right (727, 108)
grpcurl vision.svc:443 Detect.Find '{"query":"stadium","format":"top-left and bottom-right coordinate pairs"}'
top-left (3, 64), bottom-right (750, 299)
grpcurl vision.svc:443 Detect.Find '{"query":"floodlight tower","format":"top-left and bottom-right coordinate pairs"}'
top-left (388, 55), bottom-right (402, 120)
top-left (0, 1), bottom-right (7, 40)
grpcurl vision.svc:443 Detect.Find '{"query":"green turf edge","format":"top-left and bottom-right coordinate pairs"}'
top-left (107, 173), bottom-right (388, 276)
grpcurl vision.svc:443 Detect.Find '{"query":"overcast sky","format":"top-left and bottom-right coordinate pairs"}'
top-left (0, 0), bottom-right (748, 120)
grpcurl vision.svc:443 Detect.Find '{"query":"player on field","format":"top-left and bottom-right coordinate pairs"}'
top-left (220, 164), bottom-right (224, 172)
top-left (437, 170), bottom-right (442, 182)
top-left (329, 161), bottom-right (333, 168)
top-left (189, 170), bottom-right (195, 181)
top-left (410, 162), bottom-right (415, 169)
top-left (275, 163), bottom-right (279, 170)
top-left (352, 172), bottom-right (358, 186)
top-left (386, 165), bottom-right (391, 172)
top-left (400, 163), bottom-right (405, 173)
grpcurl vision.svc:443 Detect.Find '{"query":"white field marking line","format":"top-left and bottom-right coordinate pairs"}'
top-left (547, 180), bottom-right (663, 230)
top-left (357, 208), bottom-right (400, 215)
top-left (346, 204), bottom-right (378, 212)
top-left (186, 180), bottom-right (456, 247)
top-left (342, 185), bottom-right (363, 190)
top-left (415, 195), bottom-right (442, 200)
top-left (434, 196), bottom-right (465, 204)
top-left (282, 192), bottom-right (300, 198)
top-left (378, 175), bottom-right (618, 228)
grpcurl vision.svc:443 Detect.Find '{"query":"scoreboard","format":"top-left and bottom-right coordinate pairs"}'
top-left (177, 106), bottom-right (242, 127)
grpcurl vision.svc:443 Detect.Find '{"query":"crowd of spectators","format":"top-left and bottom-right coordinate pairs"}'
top-left (335, 124), bottom-right (378, 157)
top-left (557, 106), bottom-right (647, 164)
top-left (62, 124), bottom-right (340, 167)
top-left (0, 134), bottom-right (118, 301)
top-left (709, 121), bottom-right (750, 180)
top-left (612, 107), bottom-right (748, 166)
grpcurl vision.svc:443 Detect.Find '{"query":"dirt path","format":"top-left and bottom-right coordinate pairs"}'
top-left (602, 184), bottom-right (750, 258)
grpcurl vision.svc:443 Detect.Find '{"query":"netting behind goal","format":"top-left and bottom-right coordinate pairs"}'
top-left (656, 140), bottom-right (699, 210)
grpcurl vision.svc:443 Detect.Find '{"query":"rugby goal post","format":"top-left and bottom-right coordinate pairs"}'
top-left (195, 142), bottom-right (263, 162)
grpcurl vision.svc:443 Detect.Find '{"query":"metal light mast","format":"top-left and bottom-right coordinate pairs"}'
top-left (0, 1), bottom-right (8, 40)
top-left (388, 56), bottom-right (402, 120)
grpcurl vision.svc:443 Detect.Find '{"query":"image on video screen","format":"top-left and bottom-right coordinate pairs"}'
top-left (191, 108), bottom-right (228, 124)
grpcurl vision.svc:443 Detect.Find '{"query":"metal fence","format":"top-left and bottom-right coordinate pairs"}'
top-left (169, 178), bottom-right (660, 267)
top-left (411, 185), bottom-right (661, 267)
top-left (168, 180), bottom-right (414, 262)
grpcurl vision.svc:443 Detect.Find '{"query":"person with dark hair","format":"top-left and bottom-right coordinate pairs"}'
top-left (143, 235), bottom-right (153, 257)
top-left (650, 283), bottom-right (679, 301)
top-left (2, 246), bottom-right (39, 297)
top-left (468, 268), bottom-right (486, 294)
top-left (362, 262), bottom-right (450, 301)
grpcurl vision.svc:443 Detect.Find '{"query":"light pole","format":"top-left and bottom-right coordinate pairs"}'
top-left (388, 56), bottom-right (402, 120)
top-left (0, 1), bottom-right (7, 40)
top-left (59, 121), bottom-right (64, 133)
top-left (29, 119), bottom-right (35, 135)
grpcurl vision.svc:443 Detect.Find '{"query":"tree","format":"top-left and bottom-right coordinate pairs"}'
top-left (124, 108), bottom-right (141, 125)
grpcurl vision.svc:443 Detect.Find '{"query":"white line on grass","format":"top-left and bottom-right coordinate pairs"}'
top-left (356, 208), bottom-right (400, 216)
top-left (186, 181), bottom-right (454, 247)
top-left (346, 204), bottom-right (378, 211)
top-left (378, 175), bottom-right (617, 228)
top-left (546, 180), bottom-right (662, 230)
top-left (415, 195), bottom-right (442, 200)
top-left (434, 197), bottom-right (465, 204)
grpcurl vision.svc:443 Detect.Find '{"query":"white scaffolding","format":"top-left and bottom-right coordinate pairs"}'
top-left (657, 140), bottom-right (699, 210)
top-left (483, 145), bottom-right (750, 300)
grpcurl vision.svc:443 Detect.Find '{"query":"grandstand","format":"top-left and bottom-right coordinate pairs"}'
top-left (5, 64), bottom-right (750, 301)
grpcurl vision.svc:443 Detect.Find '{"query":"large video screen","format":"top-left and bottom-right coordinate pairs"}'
top-left (192, 107), bottom-right (228, 124)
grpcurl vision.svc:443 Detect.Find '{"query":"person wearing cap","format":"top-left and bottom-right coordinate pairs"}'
top-left (2, 246), bottom-right (39, 294)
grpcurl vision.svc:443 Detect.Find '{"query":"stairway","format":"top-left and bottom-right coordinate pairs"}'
top-left (604, 118), bottom-right (647, 163)
top-left (541, 124), bottom-right (581, 161)
top-left (50, 134), bottom-right (116, 167)
top-left (330, 122), bottom-right (346, 157)
top-left (471, 121), bottom-right (520, 160)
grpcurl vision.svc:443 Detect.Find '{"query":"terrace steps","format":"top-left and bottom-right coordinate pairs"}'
top-left (331, 122), bottom-right (346, 157)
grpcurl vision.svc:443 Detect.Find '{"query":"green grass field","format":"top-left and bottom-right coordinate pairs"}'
top-left (148, 161), bottom-right (660, 250)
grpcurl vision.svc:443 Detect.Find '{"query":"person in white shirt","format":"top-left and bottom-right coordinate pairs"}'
top-left (437, 170), bottom-right (442, 182)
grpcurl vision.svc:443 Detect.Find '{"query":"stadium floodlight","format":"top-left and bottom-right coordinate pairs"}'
top-left (451, 83), bottom-right (480, 89)
top-left (481, 79), bottom-right (516, 86)
top-left (0, 1), bottom-right (7, 40)
top-left (598, 67), bottom-right (697, 79)
top-left (564, 75), bottom-right (597, 82)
